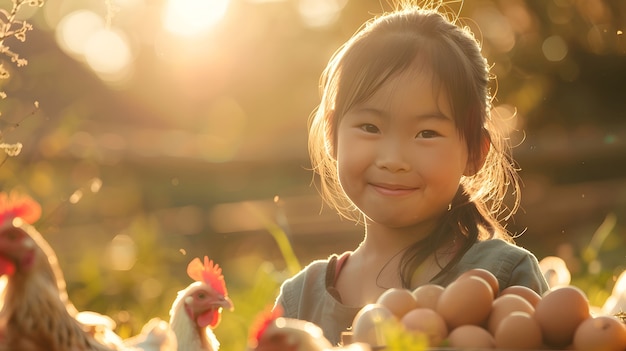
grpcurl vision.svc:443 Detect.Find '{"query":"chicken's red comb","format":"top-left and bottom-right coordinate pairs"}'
top-left (0, 190), bottom-right (41, 226)
top-left (248, 305), bottom-right (283, 345)
top-left (187, 256), bottom-right (228, 297)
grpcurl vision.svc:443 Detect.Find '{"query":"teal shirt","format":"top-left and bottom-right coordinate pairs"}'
top-left (275, 239), bottom-right (549, 346)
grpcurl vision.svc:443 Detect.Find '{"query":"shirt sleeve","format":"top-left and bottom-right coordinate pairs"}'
top-left (272, 257), bottom-right (361, 345)
top-left (273, 259), bottom-right (329, 319)
top-left (433, 238), bottom-right (550, 295)
top-left (274, 266), bottom-right (306, 318)
top-left (506, 250), bottom-right (550, 294)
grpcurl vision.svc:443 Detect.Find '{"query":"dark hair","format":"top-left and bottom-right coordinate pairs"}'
top-left (308, 5), bottom-right (520, 288)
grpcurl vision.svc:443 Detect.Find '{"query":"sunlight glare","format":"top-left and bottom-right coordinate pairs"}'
top-left (473, 6), bottom-right (516, 53)
top-left (105, 234), bottom-right (137, 271)
top-left (83, 28), bottom-right (133, 82)
top-left (163, 0), bottom-right (229, 36)
top-left (56, 10), bottom-right (105, 57)
top-left (297, 0), bottom-right (346, 28)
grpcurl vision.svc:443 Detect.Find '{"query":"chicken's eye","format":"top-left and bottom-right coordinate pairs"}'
top-left (2, 228), bottom-right (22, 241)
top-left (268, 334), bottom-right (287, 343)
top-left (197, 292), bottom-right (207, 299)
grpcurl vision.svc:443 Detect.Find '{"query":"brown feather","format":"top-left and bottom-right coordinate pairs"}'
top-left (0, 223), bottom-right (115, 351)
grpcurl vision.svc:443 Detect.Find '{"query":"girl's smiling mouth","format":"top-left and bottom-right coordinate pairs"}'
top-left (370, 182), bottom-right (417, 196)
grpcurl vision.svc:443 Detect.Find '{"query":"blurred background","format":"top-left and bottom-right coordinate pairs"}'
top-left (0, 0), bottom-right (624, 349)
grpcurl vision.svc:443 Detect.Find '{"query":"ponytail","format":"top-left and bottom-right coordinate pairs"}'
top-left (399, 186), bottom-right (496, 288)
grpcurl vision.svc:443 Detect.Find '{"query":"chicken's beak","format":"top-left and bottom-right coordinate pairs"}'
top-left (215, 295), bottom-right (234, 312)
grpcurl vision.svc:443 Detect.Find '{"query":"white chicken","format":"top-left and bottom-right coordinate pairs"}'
top-left (77, 312), bottom-right (177, 351)
top-left (538, 255), bottom-right (571, 288)
top-left (122, 317), bottom-right (178, 351)
top-left (603, 269), bottom-right (626, 316)
top-left (168, 256), bottom-right (234, 351)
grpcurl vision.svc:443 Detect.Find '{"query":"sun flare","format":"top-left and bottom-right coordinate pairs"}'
top-left (162, 0), bottom-right (229, 37)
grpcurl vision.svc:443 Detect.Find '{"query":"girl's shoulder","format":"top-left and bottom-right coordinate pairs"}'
top-left (280, 253), bottom-right (346, 292)
top-left (469, 238), bottom-right (549, 292)
top-left (434, 238), bottom-right (548, 293)
top-left (276, 253), bottom-right (350, 317)
top-left (292, 257), bottom-right (332, 279)
top-left (462, 237), bottom-right (538, 266)
top-left (468, 237), bottom-right (534, 255)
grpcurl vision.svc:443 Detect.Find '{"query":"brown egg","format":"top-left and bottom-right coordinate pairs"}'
top-left (534, 285), bottom-right (591, 348)
top-left (457, 268), bottom-right (499, 297)
top-left (500, 285), bottom-right (542, 307)
top-left (494, 311), bottom-right (543, 350)
top-left (376, 288), bottom-right (418, 319)
top-left (436, 276), bottom-right (494, 329)
top-left (400, 308), bottom-right (448, 347)
top-left (447, 325), bottom-right (495, 349)
top-left (411, 284), bottom-right (444, 310)
top-left (352, 304), bottom-right (395, 348)
top-left (487, 293), bottom-right (535, 335)
top-left (573, 315), bottom-right (626, 351)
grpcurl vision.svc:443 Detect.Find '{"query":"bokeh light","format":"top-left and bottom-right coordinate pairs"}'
top-left (55, 10), bottom-right (104, 57)
top-left (473, 5), bottom-right (516, 53)
top-left (1, 0), bottom-right (625, 343)
top-left (162, 0), bottom-right (229, 36)
top-left (83, 28), bottom-right (134, 82)
top-left (542, 35), bottom-right (568, 62)
top-left (54, 8), bottom-right (134, 85)
top-left (106, 234), bottom-right (137, 271)
top-left (297, 0), bottom-right (347, 28)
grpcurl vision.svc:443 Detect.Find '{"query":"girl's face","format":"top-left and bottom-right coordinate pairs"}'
top-left (335, 66), bottom-right (470, 229)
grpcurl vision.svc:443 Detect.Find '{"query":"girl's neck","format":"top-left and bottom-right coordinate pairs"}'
top-left (360, 219), bottom-right (437, 253)
top-left (335, 220), bottom-right (459, 307)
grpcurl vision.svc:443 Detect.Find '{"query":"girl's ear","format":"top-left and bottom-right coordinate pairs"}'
top-left (464, 132), bottom-right (490, 176)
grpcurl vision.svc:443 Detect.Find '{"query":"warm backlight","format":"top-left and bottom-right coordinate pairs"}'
top-left (162, 0), bottom-right (229, 37)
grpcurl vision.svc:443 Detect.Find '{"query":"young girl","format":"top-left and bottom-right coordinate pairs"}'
top-left (275, 2), bottom-right (549, 345)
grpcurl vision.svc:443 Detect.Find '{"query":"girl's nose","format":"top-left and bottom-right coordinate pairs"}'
top-left (375, 138), bottom-right (411, 172)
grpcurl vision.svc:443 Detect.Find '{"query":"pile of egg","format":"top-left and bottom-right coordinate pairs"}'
top-left (351, 269), bottom-right (626, 350)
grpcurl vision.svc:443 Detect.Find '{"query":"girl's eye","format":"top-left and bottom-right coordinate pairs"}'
top-left (416, 130), bottom-right (439, 139)
top-left (360, 124), bottom-right (379, 133)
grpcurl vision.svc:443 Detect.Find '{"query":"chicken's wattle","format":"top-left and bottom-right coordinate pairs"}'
top-left (0, 256), bottom-right (15, 276)
top-left (198, 308), bottom-right (221, 329)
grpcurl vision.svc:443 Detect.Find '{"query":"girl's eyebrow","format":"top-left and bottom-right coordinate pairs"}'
top-left (351, 106), bottom-right (453, 122)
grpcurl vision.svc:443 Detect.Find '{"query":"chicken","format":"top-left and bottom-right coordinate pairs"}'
top-left (78, 256), bottom-right (233, 351)
top-left (0, 191), bottom-right (177, 351)
top-left (168, 256), bottom-right (234, 351)
top-left (77, 312), bottom-right (177, 351)
top-left (538, 255), bottom-right (571, 288)
top-left (0, 190), bottom-right (115, 351)
top-left (603, 269), bottom-right (626, 316)
top-left (247, 306), bottom-right (370, 351)
top-left (122, 317), bottom-right (177, 351)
